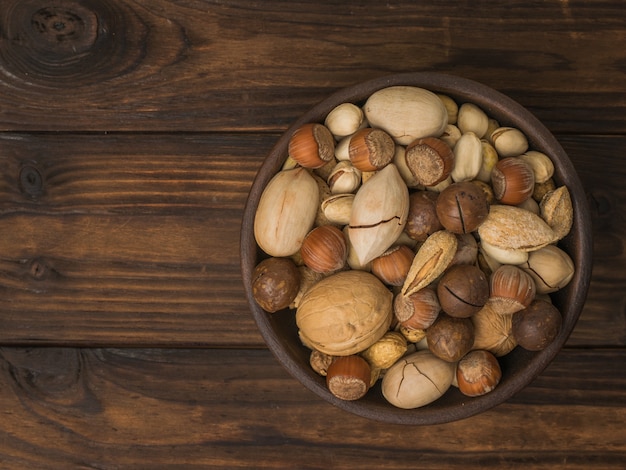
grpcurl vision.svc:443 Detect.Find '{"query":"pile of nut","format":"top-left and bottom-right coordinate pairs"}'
top-left (251, 86), bottom-right (575, 409)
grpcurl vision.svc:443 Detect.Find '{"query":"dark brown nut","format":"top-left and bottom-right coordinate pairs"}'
top-left (436, 181), bottom-right (490, 234)
top-left (371, 244), bottom-right (415, 286)
top-left (326, 355), bottom-right (371, 401)
top-left (491, 157), bottom-right (535, 205)
top-left (450, 232), bottom-right (479, 266)
top-left (349, 127), bottom-right (396, 172)
top-left (394, 287), bottom-right (441, 330)
top-left (426, 312), bottom-right (475, 362)
top-left (288, 123), bottom-right (336, 169)
top-left (405, 191), bottom-right (443, 241)
top-left (512, 299), bottom-right (562, 351)
top-left (252, 257), bottom-right (301, 313)
top-left (300, 225), bottom-right (347, 274)
top-left (405, 137), bottom-right (454, 186)
top-left (437, 264), bottom-right (489, 318)
top-left (456, 350), bottom-right (502, 397)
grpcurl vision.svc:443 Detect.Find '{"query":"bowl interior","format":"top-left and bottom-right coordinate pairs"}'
top-left (241, 72), bottom-right (592, 425)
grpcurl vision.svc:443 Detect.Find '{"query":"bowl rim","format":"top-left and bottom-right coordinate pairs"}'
top-left (241, 72), bottom-right (593, 425)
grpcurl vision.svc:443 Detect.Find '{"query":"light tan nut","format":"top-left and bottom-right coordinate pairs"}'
top-left (539, 185), bottom-right (574, 240)
top-left (381, 350), bottom-right (456, 409)
top-left (401, 230), bottom-right (458, 297)
top-left (360, 331), bottom-right (408, 370)
top-left (348, 164), bottom-right (409, 265)
top-left (477, 205), bottom-right (557, 252)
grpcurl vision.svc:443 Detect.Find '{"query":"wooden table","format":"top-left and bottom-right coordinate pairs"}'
top-left (0, 1), bottom-right (624, 468)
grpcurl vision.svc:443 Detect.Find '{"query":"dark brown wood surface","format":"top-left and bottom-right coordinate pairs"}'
top-left (0, 0), bottom-right (624, 468)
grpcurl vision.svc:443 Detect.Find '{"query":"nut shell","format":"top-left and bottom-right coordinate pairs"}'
top-left (491, 157), bottom-right (535, 205)
top-left (488, 264), bottom-right (536, 315)
top-left (252, 257), bottom-right (301, 313)
top-left (360, 331), bottom-right (408, 369)
top-left (349, 127), bottom-right (395, 172)
top-left (437, 264), bottom-right (489, 318)
top-left (300, 225), bottom-right (348, 274)
top-left (364, 86), bottom-right (448, 145)
top-left (288, 123), bottom-right (336, 169)
top-left (296, 270), bottom-right (393, 356)
top-left (436, 182), bottom-right (489, 234)
top-left (426, 312), bottom-right (475, 362)
top-left (326, 355), bottom-right (371, 400)
top-left (512, 299), bottom-right (562, 351)
top-left (456, 350), bottom-right (502, 397)
top-left (394, 286), bottom-right (440, 329)
top-left (405, 137), bottom-right (454, 186)
top-left (254, 168), bottom-right (319, 257)
top-left (405, 190), bottom-right (443, 241)
top-left (371, 244), bottom-right (415, 286)
top-left (381, 350), bottom-right (455, 409)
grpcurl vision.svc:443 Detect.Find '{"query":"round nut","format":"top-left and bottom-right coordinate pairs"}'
top-left (371, 244), bottom-right (415, 287)
top-left (300, 225), bottom-right (348, 274)
top-left (405, 137), bottom-right (454, 186)
top-left (394, 286), bottom-right (441, 330)
top-left (456, 350), bottom-right (502, 397)
top-left (288, 123), bottom-right (336, 169)
top-left (488, 264), bottom-right (536, 315)
top-left (349, 127), bottom-right (396, 172)
top-left (326, 355), bottom-right (371, 400)
top-left (512, 299), bottom-right (562, 351)
top-left (252, 257), bottom-right (301, 313)
top-left (491, 156), bottom-right (535, 205)
top-left (426, 312), bottom-right (475, 362)
top-left (405, 190), bottom-right (443, 241)
top-left (436, 181), bottom-right (490, 234)
top-left (437, 264), bottom-right (489, 318)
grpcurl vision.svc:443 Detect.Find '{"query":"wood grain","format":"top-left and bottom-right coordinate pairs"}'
top-left (0, 347), bottom-right (623, 469)
top-left (0, 133), bottom-right (624, 347)
top-left (0, 0), bottom-right (624, 133)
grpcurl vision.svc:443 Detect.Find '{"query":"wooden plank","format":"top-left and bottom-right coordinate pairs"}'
top-left (0, 347), bottom-right (623, 469)
top-left (0, 1), bottom-right (625, 133)
top-left (0, 132), bottom-right (624, 347)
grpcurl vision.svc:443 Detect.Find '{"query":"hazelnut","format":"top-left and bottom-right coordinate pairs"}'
top-left (405, 190), bottom-right (443, 241)
top-left (488, 264), bottom-right (536, 315)
top-left (300, 225), bottom-right (347, 274)
top-left (348, 127), bottom-right (395, 172)
top-left (491, 157), bottom-right (535, 205)
top-left (371, 244), bottom-right (415, 286)
top-left (288, 123), bottom-right (336, 169)
top-left (426, 312), bottom-right (475, 362)
top-left (512, 299), bottom-right (562, 351)
top-left (394, 286), bottom-right (440, 330)
top-left (252, 257), bottom-right (301, 313)
top-left (405, 137), bottom-right (454, 186)
top-left (456, 350), bottom-right (502, 397)
top-left (326, 355), bottom-right (371, 401)
top-left (437, 264), bottom-right (489, 318)
top-left (436, 181), bottom-right (489, 234)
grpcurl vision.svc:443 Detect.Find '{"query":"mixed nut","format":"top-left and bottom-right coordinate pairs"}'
top-left (251, 85), bottom-right (575, 408)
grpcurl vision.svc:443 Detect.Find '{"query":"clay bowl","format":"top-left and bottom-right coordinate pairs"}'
top-left (240, 72), bottom-right (592, 425)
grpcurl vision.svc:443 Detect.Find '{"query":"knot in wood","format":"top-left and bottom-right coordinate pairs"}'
top-left (19, 164), bottom-right (44, 199)
top-left (0, 0), bottom-right (144, 86)
top-left (30, 5), bottom-right (97, 55)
